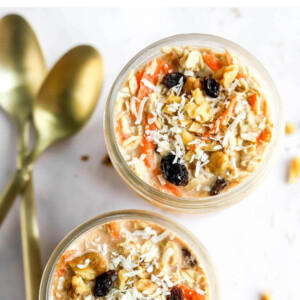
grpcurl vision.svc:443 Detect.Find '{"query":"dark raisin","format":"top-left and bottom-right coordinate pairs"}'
top-left (210, 177), bottom-right (227, 196)
top-left (182, 247), bottom-right (197, 267)
top-left (162, 72), bottom-right (184, 88)
top-left (94, 270), bottom-right (118, 297)
top-left (161, 154), bottom-right (188, 186)
top-left (203, 75), bottom-right (220, 98)
top-left (167, 286), bottom-right (184, 300)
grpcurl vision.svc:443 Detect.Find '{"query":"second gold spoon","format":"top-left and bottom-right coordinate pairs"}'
top-left (0, 45), bottom-right (104, 224)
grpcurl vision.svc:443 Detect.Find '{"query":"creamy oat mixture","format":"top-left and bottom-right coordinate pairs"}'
top-left (51, 219), bottom-right (209, 300)
top-left (114, 46), bottom-right (273, 197)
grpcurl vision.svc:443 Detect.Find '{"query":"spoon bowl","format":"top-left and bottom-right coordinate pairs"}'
top-left (0, 14), bottom-right (46, 132)
top-left (27, 45), bottom-right (104, 163)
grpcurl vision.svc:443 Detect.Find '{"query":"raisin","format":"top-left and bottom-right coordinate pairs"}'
top-left (93, 270), bottom-right (118, 297)
top-left (167, 286), bottom-right (184, 300)
top-left (162, 72), bottom-right (184, 88)
top-left (161, 154), bottom-right (189, 186)
top-left (210, 177), bottom-right (227, 196)
top-left (203, 75), bottom-right (220, 98)
top-left (182, 247), bottom-right (197, 267)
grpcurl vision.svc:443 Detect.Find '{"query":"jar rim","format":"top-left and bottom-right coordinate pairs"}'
top-left (39, 209), bottom-right (221, 299)
top-left (104, 33), bottom-right (284, 213)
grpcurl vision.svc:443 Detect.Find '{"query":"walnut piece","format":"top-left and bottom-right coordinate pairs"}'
top-left (287, 156), bottom-right (300, 184)
top-left (285, 121), bottom-right (295, 135)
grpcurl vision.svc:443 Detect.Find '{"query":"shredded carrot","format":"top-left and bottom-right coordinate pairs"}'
top-left (248, 93), bottom-right (260, 115)
top-left (179, 285), bottom-right (206, 300)
top-left (110, 221), bottom-right (121, 238)
top-left (136, 69), bottom-right (145, 90)
top-left (117, 119), bottom-right (127, 142)
top-left (203, 53), bottom-right (222, 72)
top-left (257, 127), bottom-right (272, 147)
top-left (56, 250), bottom-right (76, 276)
top-left (248, 93), bottom-right (257, 108)
top-left (141, 135), bottom-right (155, 169)
top-left (133, 60), bottom-right (172, 119)
top-left (236, 70), bottom-right (247, 80)
top-left (160, 182), bottom-right (182, 197)
top-left (152, 169), bottom-right (181, 196)
top-left (219, 95), bottom-right (238, 126)
top-left (140, 115), bottom-right (157, 169)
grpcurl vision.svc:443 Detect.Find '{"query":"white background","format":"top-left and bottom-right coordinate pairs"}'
top-left (0, 7), bottom-right (299, 300)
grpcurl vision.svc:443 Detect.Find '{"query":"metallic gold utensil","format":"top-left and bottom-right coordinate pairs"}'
top-left (0, 14), bottom-right (47, 300)
top-left (0, 45), bottom-right (104, 221)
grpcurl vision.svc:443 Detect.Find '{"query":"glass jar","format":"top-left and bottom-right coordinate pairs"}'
top-left (104, 34), bottom-right (284, 213)
top-left (39, 210), bottom-right (221, 299)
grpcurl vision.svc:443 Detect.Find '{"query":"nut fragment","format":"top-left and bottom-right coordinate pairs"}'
top-left (207, 151), bottom-right (229, 175)
top-left (180, 50), bottom-right (204, 71)
top-left (71, 275), bottom-right (91, 296)
top-left (134, 279), bottom-right (158, 295)
top-left (69, 252), bottom-right (107, 281)
top-left (181, 130), bottom-right (195, 146)
top-left (167, 94), bottom-right (182, 103)
top-left (118, 269), bottom-right (129, 290)
top-left (219, 65), bottom-right (239, 88)
top-left (285, 121), bottom-right (295, 135)
top-left (182, 77), bottom-right (201, 94)
top-left (192, 88), bottom-right (206, 105)
top-left (261, 291), bottom-right (272, 300)
top-left (194, 102), bottom-right (213, 122)
top-left (287, 156), bottom-right (300, 183)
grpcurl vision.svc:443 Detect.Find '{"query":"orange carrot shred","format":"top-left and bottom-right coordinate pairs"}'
top-left (203, 53), bottom-right (222, 72)
top-left (257, 127), bottom-right (272, 146)
top-left (110, 221), bottom-right (121, 238)
top-left (160, 182), bottom-right (182, 197)
top-left (219, 95), bottom-right (238, 126)
top-left (179, 285), bottom-right (206, 300)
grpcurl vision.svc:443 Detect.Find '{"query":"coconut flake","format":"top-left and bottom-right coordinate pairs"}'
top-left (77, 259), bottom-right (90, 269)
top-left (135, 97), bottom-right (148, 125)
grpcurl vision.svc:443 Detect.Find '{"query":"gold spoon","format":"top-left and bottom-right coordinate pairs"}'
top-left (0, 44), bottom-right (103, 299)
top-left (0, 14), bottom-right (47, 300)
top-left (0, 44), bottom-right (104, 220)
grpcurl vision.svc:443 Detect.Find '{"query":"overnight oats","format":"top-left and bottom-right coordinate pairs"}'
top-left (114, 45), bottom-right (273, 198)
top-left (48, 214), bottom-right (214, 299)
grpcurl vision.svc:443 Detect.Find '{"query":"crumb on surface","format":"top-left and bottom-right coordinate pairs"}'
top-left (261, 291), bottom-right (271, 300)
top-left (102, 154), bottom-right (112, 166)
top-left (285, 121), bottom-right (295, 135)
top-left (232, 7), bottom-right (242, 18)
top-left (287, 156), bottom-right (300, 183)
top-left (81, 155), bottom-right (90, 162)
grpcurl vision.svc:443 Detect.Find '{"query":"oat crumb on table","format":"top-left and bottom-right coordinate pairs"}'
top-left (261, 291), bottom-right (272, 300)
top-left (285, 121), bottom-right (295, 135)
top-left (287, 156), bottom-right (300, 183)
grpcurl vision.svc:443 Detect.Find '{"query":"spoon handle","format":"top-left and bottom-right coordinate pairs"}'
top-left (20, 175), bottom-right (42, 300)
top-left (0, 169), bottom-right (29, 225)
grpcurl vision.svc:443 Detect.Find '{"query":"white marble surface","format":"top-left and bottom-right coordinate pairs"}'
top-left (0, 7), bottom-right (299, 300)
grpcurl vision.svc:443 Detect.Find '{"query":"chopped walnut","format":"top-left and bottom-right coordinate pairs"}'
top-left (261, 291), bottom-right (272, 300)
top-left (287, 156), bottom-right (300, 183)
top-left (285, 121), bottom-right (295, 135)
